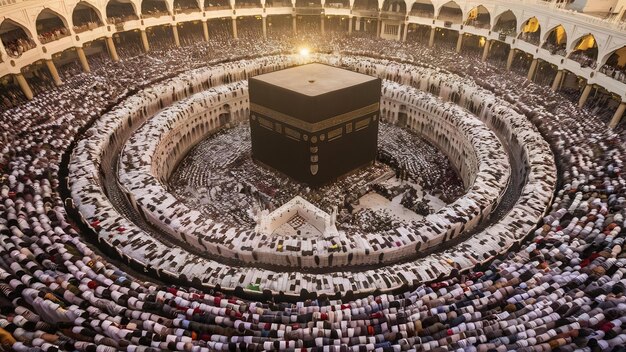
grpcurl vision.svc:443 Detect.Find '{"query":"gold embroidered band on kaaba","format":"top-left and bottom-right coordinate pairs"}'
top-left (250, 102), bottom-right (380, 133)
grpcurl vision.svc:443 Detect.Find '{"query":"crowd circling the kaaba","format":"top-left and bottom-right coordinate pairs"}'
top-left (1, 19), bottom-right (626, 352)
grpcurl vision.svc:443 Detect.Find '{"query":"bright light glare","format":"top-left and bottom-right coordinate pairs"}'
top-left (299, 48), bottom-right (310, 57)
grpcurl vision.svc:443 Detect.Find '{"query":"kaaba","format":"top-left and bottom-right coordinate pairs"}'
top-left (249, 63), bottom-right (381, 187)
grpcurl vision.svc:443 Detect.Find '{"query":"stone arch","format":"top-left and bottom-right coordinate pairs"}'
top-left (492, 10), bottom-right (516, 35)
top-left (465, 5), bottom-right (490, 29)
top-left (35, 8), bottom-right (70, 43)
top-left (519, 16), bottom-right (539, 34)
top-left (600, 45), bottom-right (626, 67)
top-left (541, 24), bottom-right (567, 55)
top-left (409, 0), bottom-right (434, 17)
top-left (381, 0), bottom-right (406, 13)
top-left (518, 16), bottom-right (540, 45)
top-left (0, 18), bottom-right (36, 58)
top-left (568, 33), bottom-right (598, 66)
top-left (72, 1), bottom-right (104, 32)
top-left (437, 1), bottom-right (462, 24)
top-left (106, 0), bottom-right (140, 23)
top-left (569, 33), bottom-right (597, 53)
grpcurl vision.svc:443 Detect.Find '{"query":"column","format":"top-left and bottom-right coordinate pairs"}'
top-left (292, 15), bottom-right (297, 34)
top-left (76, 47), bottom-right (90, 73)
top-left (45, 59), bottom-right (62, 86)
top-left (355, 16), bottom-right (360, 31)
top-left (578, 84), bottom-right (593, 108)
top-left (615, 7), bottom-right (626, 25)
top-left (232, 17), bottom-right (238, 39)
top-left (481, 39), bottom-right (490, 61)
top-left (428, 27), bottom-right (435, 47)
top-left (321, 15), bottom-right (325, 35)
top-left (455, 33), bottom-right (463, 53)
top-left (106, 36), bottom-right (119, 62)
top-left (140, 30), bottom-right (150, 53)
top-left (506, 48), bottom-right (515, 71)
top-left (348, 16), bottom-right (352, 34)
top-left (262, 16), bottom-right (267, 38)
top-left (402, 22), bottom-right (408, 42)
top-left (551, 70), bottom-right (564, 91)
top-left (202, 20), bottom-right (209, 41)
top-left (609, 102), bottom-right (626, 129)
top-left (172, 25), bottom-right (180, 47)
top-left (376, 18), bottom-right (381, 38)
top-left (527, 58), bottom-right (538, 81)
top-left (0, 43), bottom-right (8, 63)
top-left (15, 73), bottom-right (33, 100)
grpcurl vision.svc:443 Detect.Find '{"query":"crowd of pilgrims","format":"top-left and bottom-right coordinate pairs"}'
top-left (86, 58), bottom-right (513, 276)
top-left (37, 28), bottom-right (70, 45)
top-left (1, 37), bottom-right (37, 59)
top-left (600, 64), bottom-right (626, 85)
top-left (0, 20), bottom-right (626, 352)
top-left (169, 123), bottom-right (400, 227)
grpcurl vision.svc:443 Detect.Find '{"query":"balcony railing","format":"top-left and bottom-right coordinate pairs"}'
top-left (569, 51), bottom-right (598, 69)
top-left (204, 5), bottom-right (231, 11)
top-left (73, 22), bottom-right (102, 33)
top-left (518, 32), bottom-right (540, 45)
top-left (0, 0), bottom-right (17, 7)
top-left (265, 1), bottom-right (292, 7)
top-left (464, 20), bottom-right (490, 29)
top-left (107, 15), bottom-right (140, 24)
top-left (437, 14), bottom-right (462, 24)
top-left (174, 8), bottom-right (201, 14)
top-left (295, 3), bottom-right (322, 8)
top-left (325, 3), bottom-right (349, 9)
top-left (38, 29), bottom-right (70, 44)
top-left (3, 38), bottom-right (36, 58)
top-left (542, 43), bottom-right (566, 56)
top-left (493, 26), bottom-right (516, 36)
top-left (235, 4), bottom-right (261, 9)
top-left (141, 11), bottom-right (170, 18)
top-left (520, 0), bottom-right (626, 31)
top-left (600, 65), bottom-right (626, 85)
